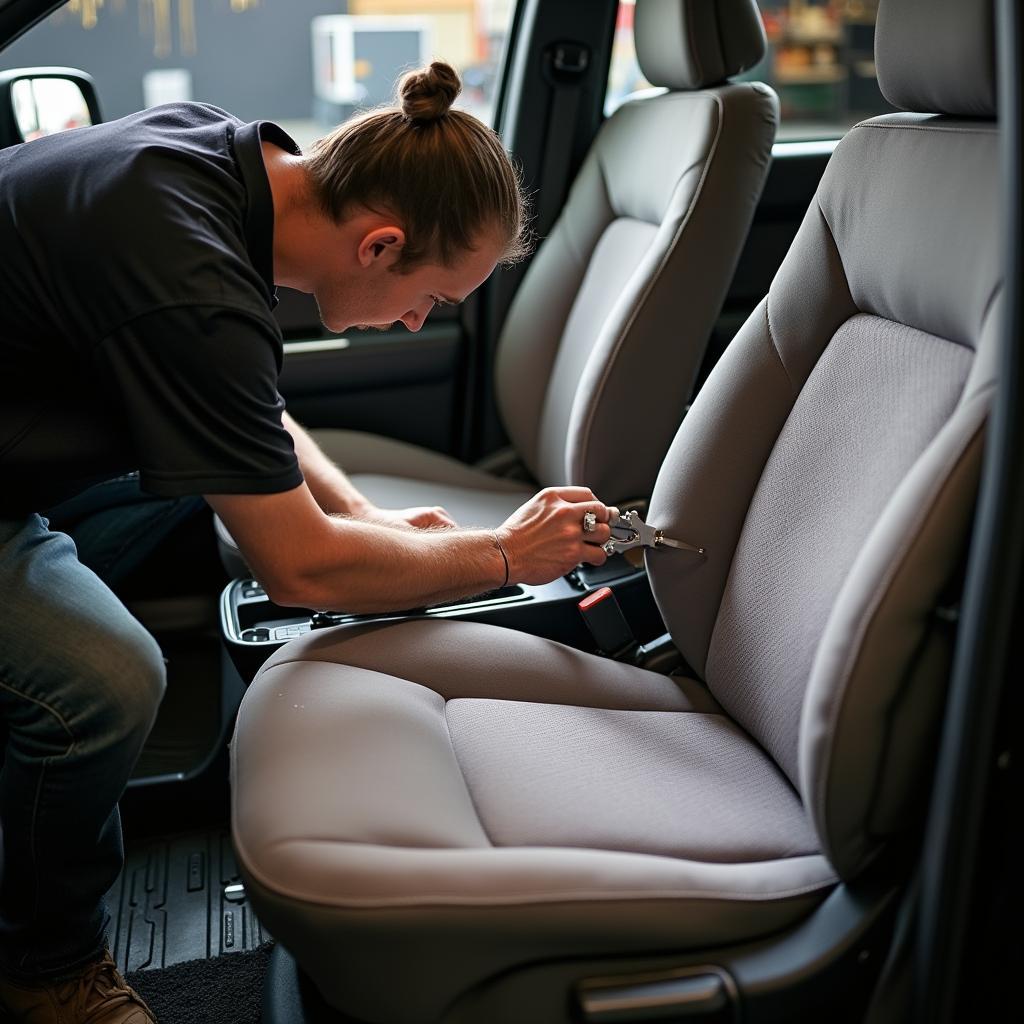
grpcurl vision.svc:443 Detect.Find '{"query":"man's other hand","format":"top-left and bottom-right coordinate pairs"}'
top-left (360, 504), bottom-right (458, 529)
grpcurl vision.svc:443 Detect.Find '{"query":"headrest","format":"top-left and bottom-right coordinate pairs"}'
top-left (876, 0), bottom-right (996, 117)
top-left (634, 0), bottom-right (766, 91)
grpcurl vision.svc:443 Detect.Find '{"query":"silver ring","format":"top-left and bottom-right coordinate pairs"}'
top-left (582, 511), bottom-right (598, 533)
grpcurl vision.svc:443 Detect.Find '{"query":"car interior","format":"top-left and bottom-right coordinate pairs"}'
top-left (0, 0), bottom-right (1020, 1022)
top-left (213, 0), bottom-right (779, 585)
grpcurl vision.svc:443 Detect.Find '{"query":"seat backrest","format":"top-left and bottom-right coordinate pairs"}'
top-left (646, 0), bottom-right (999, 880)
top-left (495, 0), bottom-right (777, 504)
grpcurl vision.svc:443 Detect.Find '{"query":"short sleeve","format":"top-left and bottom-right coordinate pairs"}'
top-left (92, 304), bottom-right (303, 497)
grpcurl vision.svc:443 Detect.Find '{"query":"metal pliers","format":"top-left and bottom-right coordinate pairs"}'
top-left (603, 509), bottom-right (706, 557)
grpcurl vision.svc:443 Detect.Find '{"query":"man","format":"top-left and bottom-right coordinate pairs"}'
top-left (0, 62), bottom-right (613, 1022)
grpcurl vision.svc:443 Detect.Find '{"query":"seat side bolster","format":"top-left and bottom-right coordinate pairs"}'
top-left (802, 375), bottom-right (992, 878)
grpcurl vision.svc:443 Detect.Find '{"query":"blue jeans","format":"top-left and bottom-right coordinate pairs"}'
top-left (0, 482), bottom-right (204, 981)
top-left (43, 473), bottom-right (207, 589)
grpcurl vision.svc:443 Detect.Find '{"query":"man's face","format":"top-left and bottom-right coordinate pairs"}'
top-left (312, 232), bottom-right (505, 335)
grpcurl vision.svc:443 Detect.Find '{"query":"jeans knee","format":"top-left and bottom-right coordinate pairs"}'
top-left (115, 633), bottom-right (166, 739)
top-left (81, 628), bottom-right (166, 749)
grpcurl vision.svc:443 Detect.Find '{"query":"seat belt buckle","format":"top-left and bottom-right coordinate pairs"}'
top-left (578, 587), bottom-right (637, 658)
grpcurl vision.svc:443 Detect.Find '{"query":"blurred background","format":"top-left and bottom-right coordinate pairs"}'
top-left (608, 0), bottom-right (888, 137)
top-left (1, 0), bottom-right (888, 147)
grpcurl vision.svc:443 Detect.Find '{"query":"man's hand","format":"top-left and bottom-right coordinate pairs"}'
top-left (497, 487), bottom-right (612, 585)
top-left (281, 413), bottom-right (457, 529)
top-left (356, 504), bottom-right (457, 530)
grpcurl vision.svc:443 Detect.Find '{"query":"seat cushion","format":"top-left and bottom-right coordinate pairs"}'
top-left (232, 619), bottom-right (836, 1023)
top-left (312, 428), bottom-right (534, 527)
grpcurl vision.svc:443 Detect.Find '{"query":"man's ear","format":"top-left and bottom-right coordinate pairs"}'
top-left (357, 226), bottom-right (406, 268)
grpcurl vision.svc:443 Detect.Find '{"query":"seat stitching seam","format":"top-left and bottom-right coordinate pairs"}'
top-left (763, 301), bottom-right (796, 395)
top-left (850, 122), bottom-right (996, 137)
top-left (254, 883), bottom-right (838, 907)
top-left (979, 280), bottom-right (1003, 333)
top-left (255, 835), bottom-right (816, 860)
top-left (764, 194), bottom-right (857, 398)
top-left (813, 196), bottom-right (857, 313)
top-left (244, 840), bottom-right (838, 907)
top-left (255, 658), bottom-right (719, 715)
top-left (594, 143), bottom-right (613, 224)
top-left (443, 702), bottom-right (496, 848)
top-left (569, 91), bottom-right (725, 483)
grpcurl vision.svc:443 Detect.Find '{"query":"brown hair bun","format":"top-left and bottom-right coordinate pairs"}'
top-left (399, 61), bottom-right (461, 123)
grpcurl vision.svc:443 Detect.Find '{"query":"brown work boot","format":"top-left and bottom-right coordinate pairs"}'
top-left (0, 949), bottom-right (155, 1023)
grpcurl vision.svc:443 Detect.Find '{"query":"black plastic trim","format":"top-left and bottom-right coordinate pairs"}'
top-left (577, 966), bottom-right (737, 1023)
top-left (0, 64), bottom-right (101, 147)
top-left (0, 0), bottom-right (66, 55)
top-left (915, 1), bottom-right (1024, 1020)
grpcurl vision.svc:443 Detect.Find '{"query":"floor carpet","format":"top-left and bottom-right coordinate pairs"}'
top-left (127, 943), bottom-right (273, 1024)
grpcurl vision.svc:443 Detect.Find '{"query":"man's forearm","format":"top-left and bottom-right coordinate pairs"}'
top-left (207, 482), bottom-right (609, 616)
top-left (282, 410), bottom-right (372, 515)
top-left (274, 516), bottom-right (507, 613)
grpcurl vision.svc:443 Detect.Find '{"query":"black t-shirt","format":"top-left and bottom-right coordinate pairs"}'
top-left (0, 101), bottom-right (304, 515)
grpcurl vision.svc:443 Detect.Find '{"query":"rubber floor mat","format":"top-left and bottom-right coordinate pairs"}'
top-left (106, 830), bottom-right (269, 973)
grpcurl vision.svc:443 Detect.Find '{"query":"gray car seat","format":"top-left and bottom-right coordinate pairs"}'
top-left (230, 0), bottom-right (999, 1020)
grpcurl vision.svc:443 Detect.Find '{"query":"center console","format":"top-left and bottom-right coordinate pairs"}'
top-left (220, 553), bottom-right (666, 681)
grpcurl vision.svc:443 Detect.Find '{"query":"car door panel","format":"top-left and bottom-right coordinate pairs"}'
top-left (279, 324), bottom-right (463, 452)
top-left (270, 285), bottom-right (465, 452)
